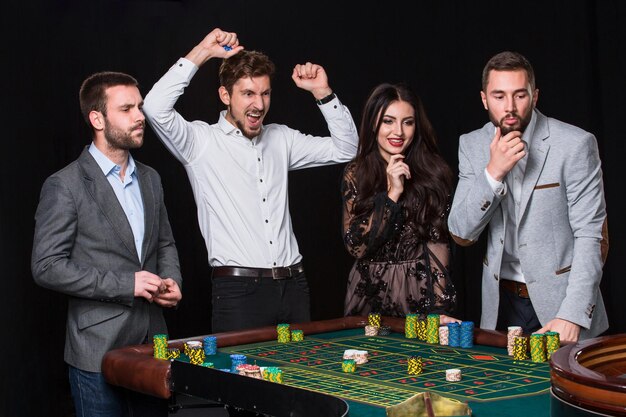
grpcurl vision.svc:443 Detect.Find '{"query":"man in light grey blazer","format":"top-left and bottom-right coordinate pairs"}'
top-left (32, 72), bottom-right (182, 417)
top-left (448, 51), bottom-right (608, 343)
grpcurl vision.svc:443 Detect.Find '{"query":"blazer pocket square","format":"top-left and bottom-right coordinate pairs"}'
top-left (534, 182), bottom-right (560, 190)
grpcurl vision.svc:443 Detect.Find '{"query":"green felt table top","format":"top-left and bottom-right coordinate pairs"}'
top-left (176, 328), bottom-right (550, 417)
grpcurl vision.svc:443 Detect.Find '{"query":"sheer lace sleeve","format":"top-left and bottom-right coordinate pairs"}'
top-left (424, 239), bottom-right (457, 314)
top-left (341, 163), bottom-right (403, 259)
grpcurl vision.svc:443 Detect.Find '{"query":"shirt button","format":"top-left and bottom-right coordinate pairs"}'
top-left (260, 179), bottom-right (263, 182)
top-left (265, 219), bottom-right (268, 223)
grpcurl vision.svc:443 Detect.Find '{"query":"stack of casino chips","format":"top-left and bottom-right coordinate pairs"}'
top-left (184, 340), bottom-right (202, 356)
top-left (405, 314), bottom-right (418, 339)
top-left (438, 326), bottom-right (449, 345)
top-left (507, 326), bottom-right (523, 356)
top-left (343, 349), bottom-right (369, 365)
top-left (407, 356), bottom-right (423, 375)
top-left (368, 312), bottom-right (381, 327)
top-left (246, 364), bottom-right (262, 379)
top-left (272, 369), bottom-right (284, 384)
top-left (201, 362), bottom-right (214, 368)
top-left (230, 354), bottom-right (247, 372)
top-left (447, 322), bottom-right (461, 347)
top-left (460, 321), bottom-right (474, 348)
top-left (167, 347), bottom-right (181, 360)
top-left (364, 325), bottom-right (379, 336)
top-left (203, 336), bottom-right (217, 355)
top-left (237, 364), bottom-right (263, 379)
top-left (513, 336), bottom-right (529, 360)
top-left (445, 368), bottom-right (462, 382)
top-left (417, 316), bottom-right (428, 341)
top-left (262, 367), bottom-right (283, 383)
top-left (277, 323), bottom-right (291, 343)
top-left (426, 314), bottom-right (440, 344)
top-left (545, 331), bottom-right (560, 359)
top-left (291, 329), bottom-right (304, 342)
top-left (342, 359), bottom-right (356, 373)
top-left (188, 345), bottom-right (205, 365)
top-left (153, 334), bottom-right (168, 359)
top-left (378, 325), bottom-right (391, 336)
top-left (530, 333), bottom-right (547, 363)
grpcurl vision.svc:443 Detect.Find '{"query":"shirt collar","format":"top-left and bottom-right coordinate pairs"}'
top-left (218, 110), bottom-right (263, 144)
top-left (88, 142), bottom-right (136, 178)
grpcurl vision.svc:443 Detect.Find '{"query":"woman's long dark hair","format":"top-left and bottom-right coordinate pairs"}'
top-left (352, 83), bottom-right (453, 240)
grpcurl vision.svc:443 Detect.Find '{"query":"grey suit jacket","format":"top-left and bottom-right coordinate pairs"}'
top-left (448, 110), bottom-right (609, 339)
top-left (32, 146), bottom-right (182, 372)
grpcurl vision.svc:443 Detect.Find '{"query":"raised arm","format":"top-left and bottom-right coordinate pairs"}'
top-left (142, 28), bottom-right (242, 164)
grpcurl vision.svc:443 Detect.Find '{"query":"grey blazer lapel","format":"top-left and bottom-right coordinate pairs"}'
top-left (519, 111), bottom-right (550, 220)
top-left (137, 164), bottom-right (155, 267)
top-left (77, 147), bottom-right (140, 261)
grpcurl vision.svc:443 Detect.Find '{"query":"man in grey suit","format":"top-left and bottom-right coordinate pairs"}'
top-left (32, 72), bottom-right (182, 417)
top-left (448, 51), bottom-right (608, 343)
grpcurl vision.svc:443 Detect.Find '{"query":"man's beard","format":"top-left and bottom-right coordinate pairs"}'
top-left (228, 107), bottom-right (263, 140)
top-left (490, 108), bottom-right (533, 135)
top-left (234, 119), bottom-right (257, 140)
top-left (104, 121), bottom-right (144, 150)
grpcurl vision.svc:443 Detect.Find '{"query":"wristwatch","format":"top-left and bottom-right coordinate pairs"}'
top-left (315, 92), bottom-right (336, 105)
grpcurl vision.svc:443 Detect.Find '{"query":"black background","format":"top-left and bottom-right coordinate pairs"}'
top-left (3, 1), bottom-right (625, 416)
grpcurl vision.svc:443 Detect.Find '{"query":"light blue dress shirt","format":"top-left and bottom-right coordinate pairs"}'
top-left (89, 143), bottom-right (145, 261)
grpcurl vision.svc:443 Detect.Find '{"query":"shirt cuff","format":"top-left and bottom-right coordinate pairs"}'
top-left (484, 168), bottom-right (506, 196)
top-left (316, 94), bottom-right (343, 119)
top-left (171, 57), bottom-right (200, 80)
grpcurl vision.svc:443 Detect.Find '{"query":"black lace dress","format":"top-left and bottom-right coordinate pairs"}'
top-left (342, 162), bottom-right (457, 317)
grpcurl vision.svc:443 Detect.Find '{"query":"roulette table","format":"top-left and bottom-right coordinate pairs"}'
top-left (103, 316), bottom-right (554, 416)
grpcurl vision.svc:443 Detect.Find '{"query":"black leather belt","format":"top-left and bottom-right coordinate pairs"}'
top-left (213, 262), bottom-right (304, 280)
top-left (500, 279), bottom-right (530, 298)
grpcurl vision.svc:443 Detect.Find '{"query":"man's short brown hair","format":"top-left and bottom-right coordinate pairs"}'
top-left (482, 51), bottom-right (535, 91)
top-left (218, 50), bottom-right (275, 94)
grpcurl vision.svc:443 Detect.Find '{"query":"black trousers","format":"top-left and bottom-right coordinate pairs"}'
top-left (211, 269), bottom-right (311, 333)
top-left (496, 284), bottom-right (541, 334)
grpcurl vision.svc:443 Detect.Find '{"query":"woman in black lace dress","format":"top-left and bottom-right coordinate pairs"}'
top-left (343, 83), bottom-right (459, 322)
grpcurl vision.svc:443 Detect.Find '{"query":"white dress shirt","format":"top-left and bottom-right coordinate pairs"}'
top-left (143, 58), bottom-right (358, 268)
top-left (485, 111), bottom-right (537, 283)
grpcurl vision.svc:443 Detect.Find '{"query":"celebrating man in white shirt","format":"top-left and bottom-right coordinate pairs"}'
top-left (143, 28), bottom-right (358, 332)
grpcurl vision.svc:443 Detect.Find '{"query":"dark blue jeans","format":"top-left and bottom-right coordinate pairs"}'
top-left (211, 270), bottom-right (311, 333)
top-left (496, 286), bottom-right (541, 334)
top-left (68, 365), bottom-right (167, 417)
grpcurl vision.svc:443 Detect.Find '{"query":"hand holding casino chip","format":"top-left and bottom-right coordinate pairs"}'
top-left (153, 278), bottom-right (182, 308)
top-left (185, 28), bottom-right (244, 67)
top-left (134, 270), bottom-right (166, 301)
